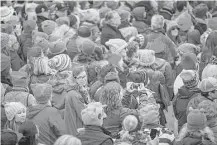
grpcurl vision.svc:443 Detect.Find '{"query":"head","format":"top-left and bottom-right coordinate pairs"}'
top-left (181, 53), bottom-right (198, 71)
top-left (100, 82), bottom-right (123, 114)
top-left (55, 2), bottom-right (69, 18)
top-left (106, 39), bottom-right (127, 59)
top-left (11, 71), bottom-right (29, 89)
top-left (107, 53), bottom-right (125, 72)
top-left (123, 115), bottom-right (138, 132)
top-left (81, 102), bottom-right (107, 127)
top-left (127, 70), bottom-right (149, 87)
top-left (138, 49), bottom-right (156, 67)
top-left (176, 1), bottom-right (187, 12)
top-left (180, 69), bottom-right (199, 90)
top-left (1, 130), bottom-right (18, 145)
top-left (166, 20), bottom-right (179, 38)
top-left (8, 34), bottom-right (19, 51)
top-left (33, 56), bottom-right (54, 76)
top-left (151, 14), bottom-right (164, 30)
top-left (48, 54), bottom-right (72, 72)
top-left (198, 100), bottom-right (217, 121)
top-left (54, 135), bottom-right (81, 145)
top-left (31, 83), bottom-right (53, 105)
top-left (199, 77), bottom-right (217, 100)
top-left (177, 43), bottom-right (198, 59)
top-left (72, 66), bottom-right (88, 87)
top-left (68, 14), bottom-right (80, 29)
top-left (126, 41), bottom-right (139, 59)
top-left (18, 120), bottom-right (39, 145)
top-left (104, 10), bottom-right (121, 27)
top-left (4, 102), bottom-right (26, 124)
top-left (187, 29), bottom-right (201, 45)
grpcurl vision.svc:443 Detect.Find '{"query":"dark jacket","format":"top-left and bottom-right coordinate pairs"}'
top-left (101, 24), bottom-right (124, 46)
top-left (173, 86), bottom-right (200, 130)
top-left (37, 15), bottom-right (49, 32)
top-left (77, 125), bottom-right (113, 145)
top-left (27, 104), bottom-right (66, 145)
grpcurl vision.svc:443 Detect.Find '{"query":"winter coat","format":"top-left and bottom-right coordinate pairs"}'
top-left (9, 49), bottom-right (24, 71)
top-left (122, 91), bottom-right (139, 109)
top-left (132, 20), bottom-right (149, 33)
top-left (27, 104), bottom-right (66, 145)
top-left (103, 107), bottom-right (138, 138)
top-left (173, 86), bottom-right (200, 130)
top-left (153, 58), bottom-right (175, 100)
top-left (3, 87), bottom-right (36, 107)
top-left (77, 125), bottom-right (113, 145)
top-left (64, 89), bottom-right (86, 136)
top-left (101, 24), bottom-right (124, 46)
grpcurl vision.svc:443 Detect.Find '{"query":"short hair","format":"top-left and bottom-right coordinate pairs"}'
top-left (104, 10), bottom-right (119, 23)
top-left (54, 135), bottom-right (81, 145)
top-left (176, 1), bottom-right (187, 12)
top-left (151, 14), bottom-right (165, 30)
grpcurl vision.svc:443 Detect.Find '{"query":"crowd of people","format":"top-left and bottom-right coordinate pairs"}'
top-left (1, 0), bottom-right (217, 145)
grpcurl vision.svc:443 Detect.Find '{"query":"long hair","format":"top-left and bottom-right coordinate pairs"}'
top-left (5, 118), bottom-right (18, 132)
top-left (176, 123), bottom-right (216, 143)
top-left (54, 135), bottom-right (81, 145)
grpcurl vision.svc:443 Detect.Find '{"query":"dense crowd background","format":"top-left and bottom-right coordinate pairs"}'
top-left (1, 0), bottom-right (217, 145)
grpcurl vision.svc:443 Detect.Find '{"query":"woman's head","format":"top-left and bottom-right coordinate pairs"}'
top-left (151, 14), bottom-right (164, 30)
top-left (205, 31), bottom-right (217, 57)
top-left (18, 120), bottom-right (39, 145)
top-left (104, 10), bottom-right (121, 27)
top-left (72, 65), bottom-right (88, 87)
top-left (100, 82), bottom-right (123, 114)
top-left (54, 135), bottom-right (81, 145)
top-left (4, 102), bottom-right (26, 123)
top-left (198, 100), bottom-right (217, 121)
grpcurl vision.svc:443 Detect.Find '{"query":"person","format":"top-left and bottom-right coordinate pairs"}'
top-left (27, 83), bottom-right (66, 145)
top-left (175, 108), bottom-right (216, 145)
top-left (166, 20), bottom-right (181, 46)
top-left (77, 102), bottom-right (113, 145)
top-left (173, 69), bottom-right (200, 131)
top-left (54, 135), bottom-right (81, 145)
top-left (1, 52), bottom-right (13, 87)
top-left (197, 100), bottom-right (217, 143)
top-left (99, 81), bottom-right (138, 138)
top-left (101, 10), bottom-right (124, 46)
top-left (187, 77), bottom-right (217, 113)
top-left (3, 71), bottom-right (36, 107)
top-left (1, 129), bottom-right (18, 145)
top-left (4, 102), bottom-right (27, 132)
top-left (18, 120), bottom-right (44, 145)
top-left (64, 66), bottom-right (89, 136)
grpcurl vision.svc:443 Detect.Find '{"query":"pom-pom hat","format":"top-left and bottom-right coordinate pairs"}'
top-left (4, 102), bottom-right (26, 121)
top-left (180, 70), bottom-right (199, 89)
top-left (49, 54), bottom-right (72, 72)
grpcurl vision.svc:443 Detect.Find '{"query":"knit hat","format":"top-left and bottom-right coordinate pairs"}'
top-left (23, 20), bottom-right (36, 32)
top-left (56, 17), bottom-right (70, 26)
top-left (187, 108), bottom-right (207, 131)
top-left (34, 37), bottom-right (49, 51)
top-left (1, 33), bottom-right (9, 49)
top-left (92, 1), bottom-right (104, 9)
top-left (78, 26), bottom-right (91, 38)
top-left (81, 102), bottom-right (107, 126)
top-left (31, 83), bottom-right (52, 104)
top-left (106, 1), bottom-right (119, 10)
top-left (127, 70), bottom-right (149, 86)
top-left (199, 77), bottom-right (217, 93)
top-left (4, 102), bottom-right (26, 121)
top-left (25, 3), bottom-right (37, 13)
top-left (178, 43), bottom-right (198, 55)
top-left (49, 40), bottom-right (66, 55)
top-left (1, 23), bottom-right (13, 34)
top-left (176, 12), bottom-right (193, 31)
top-left (132, 7), bottom-right (146, 21)
top-left (35, 4), bottom-right (48, 14)
top-left (105, 39), bottom-right (127, 54)
top-left (27, 46), bottom-right (44, 58)
top-left (202, 64), bottom-right (217, 80)
top-left (48, 54), bottom-right (72, 72)
top-left (151, 14), bottom-right (165, 29)
top-left (1, 130), bottom-right (18, 145)
top-left (138, 49), bottom-right (155, 66)
top-left (72, 65), bottom-right (85, 78)
top-left (139, 108), bottom-right (159, 125)
top-left (107, 53), bottom-right (122, 70)
top-left (5, 15), bottom-right (20, 26)
top-left (0, 6), bottom-right (14, 22)
top-left (41, 20), bottom-right (58, 35)
top-left (99, 7), bottom-right (112, 18)
top-left (123, 115), bottom-right (138, 132)
top-left (198, 100), bottom-right (217, 120)
top-left (181, 53), bottom-right (198, 70)
top-left (68, 14), bottom-right (78, 27)
top-left (180, 69), bottom-right (199, 89)
top-left (1, 53), bottom-right (11, 72)
top-left (79, 39), bottom-right (95, 55)
top-left (166, 20), bottom-right (178, 32)
top-left (116, 9), bottom-right (130, 22)
top-left (11, 71), bottom-right (28, 87)
top-left (193, 3), bottom-right (208, 19)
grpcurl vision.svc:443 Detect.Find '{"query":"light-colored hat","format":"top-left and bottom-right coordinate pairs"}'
top-left (151, 14), bottom-right (164, 29)
top-left (180, 69), bottom-right (199, 89)
top-left (176, 12), bottom-right (193, 31)
top-left (105, 39), bottom-right (127, 54)
top-left (49, 39), bottom-right (66, 55)
top-left (4, 102), bottom-right (26, 121)
top-left (178, 43), bottom-right (197, 55)
top-left (202, 64), bottom-right (217, 80)
top-left (166, 20), bottom-right (178, 32)
top-left (199, 77), bottom-right (217, 93)
top-left (0, 6), bottom-right (14, 22)
top-left (123, 115), bottom-right (138, 131)
top-left (138, 49), bottom-right (155, 66)
top-left (41, 20), bottom-right (58, 35)
top-left (49, 54), bottom-right (72, 72)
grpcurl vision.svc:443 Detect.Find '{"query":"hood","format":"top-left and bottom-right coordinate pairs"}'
top-left (177, 86), bottom-right (198, 99)
top-left (27, 104), bottom-right (48, 119)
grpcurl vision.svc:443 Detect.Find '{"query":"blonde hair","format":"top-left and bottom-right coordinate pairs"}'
top-left (54, 135), bottom-right (81, 145)
top-left (176, 123), bottom-right (216, 143)
top-left (151, 14), bottom-right (165, 30)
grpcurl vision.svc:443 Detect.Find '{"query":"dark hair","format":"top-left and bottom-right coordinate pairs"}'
top-left (126, 41), bottom-right (139, 58)
top-left (77, 26), bottom-right (91, 37)
top-left (176, 1), bottom-right (187, 12)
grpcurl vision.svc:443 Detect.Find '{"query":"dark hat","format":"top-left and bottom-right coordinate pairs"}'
top-left (78, 26), bottom-right (91, 38)
top-left (68, 14), bottom-right (78, 27)
top-left (193, 3), bottom-right (208, 19)
top-left (55, 2), bottom-right (68, 11)
top-left (35, 4), bottom-right (48, 14)
top-left (79, 39), bottom-right (96, 55)
top-left (1, 130), bottom-right (18, 145)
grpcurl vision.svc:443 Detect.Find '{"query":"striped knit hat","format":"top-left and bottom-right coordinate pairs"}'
top-left (4, 102), bottom-right (26, 121)
top-left (180, 69), bottom-right (199, 89)
top-left (49, 54), bottom-right (72, 72)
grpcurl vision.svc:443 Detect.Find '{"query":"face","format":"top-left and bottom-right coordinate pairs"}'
top-left (15, 108), bottom-right (26, 123)
top-left (179, 30), bottom-right (187, 43)
top-left (98, 107), bottom-right (107, 126)
top-left (14, 24), bottom-right (22, 36)
top-left (171, 27), bottom-right (179, 36)
top-left (112, 12), bottom-right (121, 27)
top-left (12, 41), bottom-right (19, 50)
top-left (76, 71), bottom-right (88, 87)
top-left (209, 90), bottom-right (217, 100)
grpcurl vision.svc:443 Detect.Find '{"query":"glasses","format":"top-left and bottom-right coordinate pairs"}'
top-left (76, 75), bottom-right (86, 80)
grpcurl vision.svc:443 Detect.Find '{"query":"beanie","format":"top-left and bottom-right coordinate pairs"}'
top-left (48, 54), bottom-right (72, 72)
top-left (132, 7), bottom-right (146, 21)
top-left (23, 20), bottom-right (36, 32)
top-left (34, 37), bottom-right (49, 51)
top-left (199, 77), bottom-right (217, 93)
top-left (41, 20), bottom-right (57, 35)
top-left (105, 39), bottom-right (127, 54)
top-left (4, 102), bottom-right (26, 121)
top-left (198, 100), bottom-right (217, 120)
top-left (49, 40), bottom-right (66, 55)
top-left (72, 65), bottom-right (85, 78)
top-left (116, 9), bottom-right (130, 22)
top-left (138, 49), bottom-right (156, 66)
top-left (180, 69), bottom-right (199, 89)
top-left (33, 31), bottom-right (49, 40)
top-left (202, 64), bottom-right (217, 80)
top-left (178, 43), bottom-right (198, 55)
top-left (78, 26), bottom-right (91, 38)
top-left (31, 83), bottom-right (52, 104)
top-left (35, 4), bottom-right (48, 14)
top-left (79, 39), bottom-right (95, 55)
top-left (187, 108), bottom-right (207, 131)
top-left (1, 130), bottom-right (18, 145)
top-left (1, 33), bottom-right (9, 49)
top-left (68, 14), bottom-right (78, 27)
top-left (1, 24), bottom-right (13, 34)
top-left (99, 7), bottom-right (112, 18)
top-left (176, 12), bottom-right (193, 31)
top-left (106, 1), bottom-right (119, 10)
top-left (123, 115), bottom-right (138, 132)
top-left (27, 46), bottom-right (44, 58)
top-left (19, 120), bottom-right (37, 136)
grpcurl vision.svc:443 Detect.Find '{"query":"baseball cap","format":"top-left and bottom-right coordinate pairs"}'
top-left (199, 77), bottom-right (217, 92)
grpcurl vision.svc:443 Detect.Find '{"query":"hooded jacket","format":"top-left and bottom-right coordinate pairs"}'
top-left (27, 104), bottom-right (66, 145)
top-left (173, 86), bottom-right (200, 130)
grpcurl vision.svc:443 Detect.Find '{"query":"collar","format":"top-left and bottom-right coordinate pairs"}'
top-left (84, 125), bottom-right (111, 136)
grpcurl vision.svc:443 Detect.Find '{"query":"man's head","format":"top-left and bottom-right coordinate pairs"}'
top-left (81, 102), bottom-right (107, 127)
top-left (199, 77), bottom-right (217, 100)
top-left (104, 10), bottom-right (121, 27)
